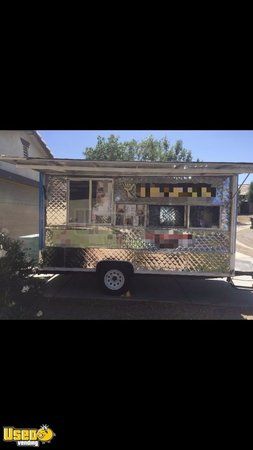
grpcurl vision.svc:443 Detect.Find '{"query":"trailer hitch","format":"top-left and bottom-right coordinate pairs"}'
top-left (227, 277), bottom-right (236, 288)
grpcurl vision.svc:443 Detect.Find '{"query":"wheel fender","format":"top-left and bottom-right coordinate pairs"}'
top-left (96, 261), bottom-right (134, 276)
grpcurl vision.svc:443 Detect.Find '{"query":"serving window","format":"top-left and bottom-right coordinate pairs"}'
top-left (69, 180), bottom-right (90, 224)
top-left (68, 179), bottom-right (113, 225)
top-left (147, 204), bottom-right (221, 229)
top-left (189, 206), bottom-right (220, 228)
top-left (149, 205), bottom-right (185, 228)
top-left (91, 180), bottom-right (113, 224)
top-left (68, 179), bottom-right (221, 229)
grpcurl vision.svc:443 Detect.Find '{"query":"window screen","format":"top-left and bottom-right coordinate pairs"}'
top-left (69, 181), bottom-right (90, 224)
top-left (149, 205), bottom-right (185, 227)
top-left (190, 206), bottom-right (220, 228)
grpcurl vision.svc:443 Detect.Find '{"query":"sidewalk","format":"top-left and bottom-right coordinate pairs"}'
top-left (235, 252), bottom-right (253, 272)
top-left (236, 221), bottom-right (253, 265)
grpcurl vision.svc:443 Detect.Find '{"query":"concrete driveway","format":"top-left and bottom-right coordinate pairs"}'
top-left (236, 216), bottom-right (253, 272)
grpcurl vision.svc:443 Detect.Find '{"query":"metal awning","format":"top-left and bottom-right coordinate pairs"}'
top-left (1, 157), bottom-right (253, 176)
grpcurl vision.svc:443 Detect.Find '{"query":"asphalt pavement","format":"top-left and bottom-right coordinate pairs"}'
top-left (38, 271), bottom-right (253, 320)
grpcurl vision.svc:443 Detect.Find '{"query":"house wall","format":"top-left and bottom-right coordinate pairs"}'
top-left (0, 131), bottom-right (51, 238)
top-left (0, 130), bottom-right (46, 181)
top-left (0, 178), bottom-right (39, 238)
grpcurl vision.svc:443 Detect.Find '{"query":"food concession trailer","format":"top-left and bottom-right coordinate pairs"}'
top-left (1, 158), bottom-right (253, 294)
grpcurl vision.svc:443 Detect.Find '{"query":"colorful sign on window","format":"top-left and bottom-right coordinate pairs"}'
top-left (136, 183), bottom-right (216, 198)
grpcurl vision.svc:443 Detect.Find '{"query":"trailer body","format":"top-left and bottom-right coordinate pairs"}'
top-left (2, 158), bottom-right (253, 283)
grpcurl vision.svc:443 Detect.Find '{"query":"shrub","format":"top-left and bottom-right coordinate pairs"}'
top-left (0, 233), bottom-right (42, 311)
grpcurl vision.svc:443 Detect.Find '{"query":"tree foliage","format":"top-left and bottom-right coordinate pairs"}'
top-left (84, 135), bottom-right (194, 162)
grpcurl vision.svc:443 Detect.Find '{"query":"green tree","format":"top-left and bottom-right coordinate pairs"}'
top-left (171, 140), bottom-right (192, 162)
top-left (136, 136), bottom-right (163, 161)
top-left (84, 134), bottom-right (195, 162)
top-left (85, 135), bottom-right (140, 161)
top-left (249, 181), bottom-right (253, 203)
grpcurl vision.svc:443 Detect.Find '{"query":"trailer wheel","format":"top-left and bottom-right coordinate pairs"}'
top-left (97, 262), bottom-right (132, 295)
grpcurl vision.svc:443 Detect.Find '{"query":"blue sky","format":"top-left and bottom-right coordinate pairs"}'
top-left (38, 130), bottom-right (253, 183)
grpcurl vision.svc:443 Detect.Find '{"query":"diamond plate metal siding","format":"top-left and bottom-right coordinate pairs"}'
top-left (42, 228), bottom-right (231, 273)
top-left (43, 175), bottom-right (232, 274)
top-left (42, 246), bottom-right (230, 273)
top-left (115, 176), bottom-right (228, 199)
top-left (46, 176), bottom-right (68, 226)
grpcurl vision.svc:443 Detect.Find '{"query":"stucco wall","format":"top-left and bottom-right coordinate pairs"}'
top-left (0, 130), bottom-right (47, 181)
top-left (0, 131), bottom-right (52, 238)
top-left (0, 178), bottom-right (39, 238)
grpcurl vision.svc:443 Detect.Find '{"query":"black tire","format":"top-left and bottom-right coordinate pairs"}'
top-left (97, 263), bottom-right (132, 295)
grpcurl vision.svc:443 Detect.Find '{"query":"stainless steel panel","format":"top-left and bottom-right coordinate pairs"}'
top-left (43, 175), bottom-right (233, 274)
top-left (43, 227), bottom-right (231, 273)
top-left (46, 176), bottom-right (68, 226)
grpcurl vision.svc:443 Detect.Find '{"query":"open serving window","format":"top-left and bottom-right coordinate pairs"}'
top-left (68, 179), bottom-right (113, 225)
top-left (189, 206), bottom-right (220, 229)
